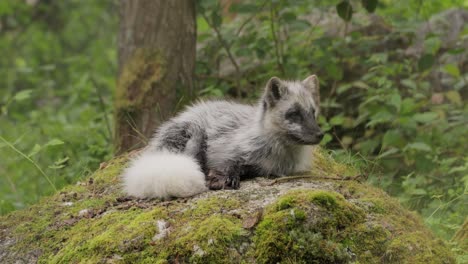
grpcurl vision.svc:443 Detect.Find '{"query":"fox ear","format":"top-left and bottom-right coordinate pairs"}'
top-left (264, 77), bottom-right (287, 107)
top-left (303, 75), bottom-right (320, 117)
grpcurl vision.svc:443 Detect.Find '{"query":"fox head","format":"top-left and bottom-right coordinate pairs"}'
top-left (261, 75), bottom-right (323, 145)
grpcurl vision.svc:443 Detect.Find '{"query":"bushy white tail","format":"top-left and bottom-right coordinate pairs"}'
top-left (122, 151), bottom-right (208, 199)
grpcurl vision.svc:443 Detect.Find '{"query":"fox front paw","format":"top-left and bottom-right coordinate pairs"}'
top-left (206, 170), bottom-right (240, 190)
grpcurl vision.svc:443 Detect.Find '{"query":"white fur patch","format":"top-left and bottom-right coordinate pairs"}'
top-left (122, 151), bottom-right (208, 199)
top-left (295, 146), bottom-right (314, 172)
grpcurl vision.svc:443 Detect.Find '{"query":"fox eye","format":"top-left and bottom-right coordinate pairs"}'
top-left (286, 110), bottom-right (303, 123)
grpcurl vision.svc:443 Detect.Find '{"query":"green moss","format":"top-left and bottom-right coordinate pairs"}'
top-left (349, 222), bottom-right (391, 262)
top-left (48, 207), bottom-right (165, 263)
top-left (293, 209), bottom-right (307, 221)
top-left (276, 196), bottom-right (296, 210)
top-left (252, 190), bottom-right (365, 263)
top-left (188, 196), bottom-right (240, 217)
top-left (116, 48), bottom-right (166, 109)
top-left (309, 190), bottom-right (339, 209)
top-left (0, 155), bottom-right (133, 263)
top-left (333, 181), bottom-right (455, 264)
top-left (253, 210), bottom-right (297, 263)
top-left (0, 152), bottom-right (456, 263)
top-left (383, 231), bottom-right (455, 264)
top-left (452, 219), bottom-right (468, 262)
top-left (308, 190), bottom-right (365, 231)
top-left (166, 215), bottom-right (245, 263)
top-left (312, 147), bottom-right (358, 177)
top-left (250, 187), bottom-right (455, 264)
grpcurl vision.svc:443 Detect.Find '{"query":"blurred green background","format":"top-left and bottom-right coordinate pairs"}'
top-left (0, 0), bottom-right (466, 258)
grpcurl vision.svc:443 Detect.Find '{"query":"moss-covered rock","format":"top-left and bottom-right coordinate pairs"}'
top-left (0, 149), bottom-right (455, 263)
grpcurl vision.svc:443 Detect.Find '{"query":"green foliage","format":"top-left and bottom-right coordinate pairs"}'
top-left (0, 0), bottom-right (117, 214)
top-left (336, 1), bottom-right (353, 21)
top-left (1, 1), bottom-right (466, 260)
top-left (196, 0), bottom-right (467, 244)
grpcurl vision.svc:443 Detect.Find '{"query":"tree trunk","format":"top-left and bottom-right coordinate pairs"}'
top-left (115, 0), bottom-right (196, 154)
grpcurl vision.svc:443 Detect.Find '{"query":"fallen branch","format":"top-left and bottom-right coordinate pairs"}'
top-left (264, 173), bottom-right (367, 186)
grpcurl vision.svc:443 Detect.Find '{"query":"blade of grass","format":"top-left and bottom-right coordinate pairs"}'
top-left (0, 135), bottom-right (57, 192)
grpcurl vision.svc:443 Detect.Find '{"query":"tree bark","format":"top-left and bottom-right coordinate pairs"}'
top-left (115, 0), bottom-right (196, 154)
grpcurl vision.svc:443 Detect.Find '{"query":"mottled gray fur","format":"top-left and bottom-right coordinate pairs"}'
top-left (145, 75), bottom-right (323, 189)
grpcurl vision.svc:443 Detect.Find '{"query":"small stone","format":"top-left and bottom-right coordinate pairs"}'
top-left (152, 220), bottom-right (170, 241)
top-left (99, 162), bottom-right (108, 170)
top-left (242, 209), bottom-right (262, 229)
top-left (207, 238), bottom-right (214, 245)
top-left (76, 181), bottom-right (86, 186)
top-left (193, 244), bottom-right (205, 256)
top-left (78, 209), bottom-right (94, 218)
top-left (112, 254), bottom-right (123, 260)
top-left (62, 218), bottom-right (78, 226)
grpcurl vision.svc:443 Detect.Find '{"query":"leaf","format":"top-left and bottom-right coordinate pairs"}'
top-left (447, 48), bottom-right (465, 55)
top-left (443, 64), bottom-right (460, 78)
top-left (325, 63), bottom-right (343, 81)
top-left (48, 164), bottom-right (66, 169)
top-left (337, 84), bottom-right (352, 94)
top-left (410, 189), bottom-right (427, 195)
top-left (412, 112), bottom-right (438, 123)
top-left (341, 136), bottom-right (353, 146)
top-left (45, 139), bottom-right (65, 147)
top-left (400, 98), bottom-right (417, 115)
top-left (211, 11), bottom-right (222, 27)
top-left (389, 93), bottom-right (401, 112)
top-left (361, 0), bottom-right (377, 13)
top-left (229, 3), bottom-right (258, 13)
top-left (352, 81), bottom-right (370, 89)
top-left (401, 79), bottom-right (417, 90)
top-left (330, 115), bottom-right (345, 126)
top-left (288, 19), bottom-right (312, 31)
top-left (49, 156), bottom-right (69, 170)
top-left (198, 0), bottom-right (218, 10)
top-left (445, 91), bottom-right (462, 106)
top-left (320, 133), bottom-right (333, 145)
top-left (336, 1), bottom-right (353, 22)
top-left (0, 1), bottom-right (14, 16)
top-left (418, 54), bottom-right (435, 72)
top-left (405, 142), bottom-right (431, 152)
top-left (377, 148), bottom-right (399, 159)
top-left (13, 90), bottom-right (33, 101)
top-left (361, 95), bottom-right (381, 107)
top-left (280, 12), bottom-right (297, 22)
top-left (367, 110), bottom-right (393, 127)
top-left (28, 144), bottom-right (42, 157)
top-left (448, 166), bottom-right (467, 175)
top-left (424, 36), bottom-right (441, 54)
top-left (55, 156), bottom-right (70, 165)
top-left (382, 130), bottom-right (404, 148)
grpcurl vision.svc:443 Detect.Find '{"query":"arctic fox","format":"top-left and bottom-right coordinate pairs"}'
top-left (122, 75), bottom-right (323, 199)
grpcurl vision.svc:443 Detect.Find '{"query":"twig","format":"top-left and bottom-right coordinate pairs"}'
top-left (325, 19), bottom-right (350, 116)
top-left (332, 129), bottom-right (347, 149)
top-left (235, 0), bottom-right (268, 36)
top-left (90, 77), bottom-right (112, 142)
top-left (125, 113), bottom-right (148, 146)
top-left (269, 2), bottom-right (285, 75)
top-left (264, 173), bottom-right (367, 186)
top-left (201, 12), bottom-right (242, 98)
